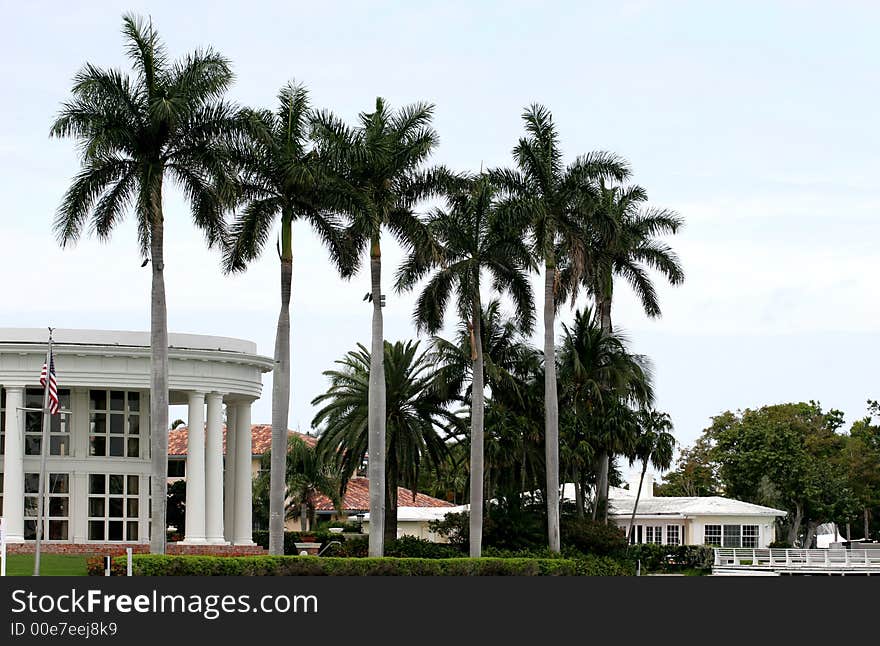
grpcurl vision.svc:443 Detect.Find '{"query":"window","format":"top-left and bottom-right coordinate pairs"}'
top-left (1, 387), bottom-right (5, 455)
top-left (24, 388), bottom-right (72, 456)
top-left (88, 474), bottom-right (140, 541)
top-left (24, 472), bottom-right (69, 540)
top-left (645, 526), bottom-right (663, 545)
top-left (723, 524), bottom-right (742, 548)
top-left (89, 390), bottom-right (141, 458)
top-left (704, 524), bottom-right (722, 546)
top-left (666, 525), bottom-right (680, 546)
top-left (167, 460), bottom-right (185, 478)
top-left (742, 525), bottom-right (759, 548)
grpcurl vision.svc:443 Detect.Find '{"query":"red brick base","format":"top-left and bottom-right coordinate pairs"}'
top-left (6, 543), bottom-right (266, 556)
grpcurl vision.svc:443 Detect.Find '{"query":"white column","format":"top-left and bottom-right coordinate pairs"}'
top-left (182, 391), bottom-right (206, 543)
top-left (2, 386), bottom-right (25, 542)
top-left (233, 401), bottom-right (254, 545)
top-left (204, 392), bottom-right (226, 544)
top-left (223, 403), bottom-right (236, 542)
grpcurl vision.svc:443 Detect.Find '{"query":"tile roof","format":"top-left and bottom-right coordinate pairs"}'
top-left (313, 477), bottom-right (455, 512)
top-left (168, 424), bottom-right (318, 457)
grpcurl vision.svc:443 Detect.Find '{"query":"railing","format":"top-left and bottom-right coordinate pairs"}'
top-left (714, 548), bottom-right (880, 570)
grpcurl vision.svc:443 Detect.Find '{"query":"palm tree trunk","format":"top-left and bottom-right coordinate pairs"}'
top-left (300, 502), bottom-right (308, 531)
top-left (544, 262), bottom-right (560, 553)
top-left (627, 460), bottom-right (649, 542)
top-left (384, 464), bottom-right (398, 544)
top-left (573, 466), bottom-right (585, 519)
top-left (149, 183), bottom-right (169, 555)
top-left (269, 213), bottom-right (293, 556)
top-left (368, 236), bottom-right (386, 557)
top-left (865, 508), bottom-right (870, 540)
top-left (595, 289), bottom-right (613, 523)
top-left (593, 453), bottom-right (609, 521)
top-left (469, 293), bottom-right (485, 558)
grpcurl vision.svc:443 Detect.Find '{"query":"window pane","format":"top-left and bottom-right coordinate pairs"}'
top-left (50, 436), bottom-right (69, 456)
top-left (58, 390), bottom-right (71, 411)
top-left (109, 475), bottom-right (124, 494)
top-left (90, 390), bottom-right (106, 411)
top-left (89, 474), bottom-right (105, 494)
top-left (90, 413), bottom-right (106, 435)
top-left (127, 498), bottom-right (138, 517)
top-left (49, 498), bottom-right (68, 517)
top-left (127, 521), bottom-right (138, 541)
top-left (127, 476), bottom-right (139, 495)
top-left (89, 520), bottom-right (105, 540)
top-left (109, 498), bottom-right (124, 518)
top-left (25, 435), bottom-right (41, 456)
top-left (26, 389), bottom-right (43, 409)
top-left (128, 392), bottom-right (140, 412)
top-left (25, 411), bottom-right (43, 433)
top-left (108, 520), bottom-right (123, 541)
top-left (24, 520), bottom-right (37, 540)
top-left (49, 520), bottom-right (68, 540)
top-left (49, 474), bottom-right (68, 494)
top-left (110, 391), bottom-right (124, 411)
top-left (109, 414), bottom-right (124, 434)
top-left (723, 525), bottom-right (741, 548)
top-left (88, 497), bottom-right (105, 517)
top-left (127, 438), bottom-right (139, 457)
top-left (24, 496), bottom-right (39, 515)
top-left (25, 473), bottom-right (40, 493)
top-left (128, 415), bottom-right (139, 435)
top-left (109, 437), bottom-right (124, 457)
top-left (90, 435), bottom-right (106, 456)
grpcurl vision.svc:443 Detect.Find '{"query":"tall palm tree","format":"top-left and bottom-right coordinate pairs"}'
top-left (627, 409), bottom-right (675, 541)
top-left (50, 14), bottom-right (241, 553)
top-left (557, 309), bottom-right (654, 520)
top-left (312, 99), bottom-right (450, 556)
top-left (571, 183), bottom-right (684, 518)
top-left (397, 176), bottom-right (535, 556)
top-left (493, 104), bottom-right (629, 551)
top-left (312, 340), bottom-right (458, 543)
top-left (223, 81), bottom-right (352, 555)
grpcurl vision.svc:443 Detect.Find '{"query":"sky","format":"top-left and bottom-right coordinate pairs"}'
top-left (2, 1), bottom-right (879, 466)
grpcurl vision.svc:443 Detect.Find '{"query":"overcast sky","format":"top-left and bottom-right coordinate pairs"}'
top-left (2, 1), bottom-right (879, 463)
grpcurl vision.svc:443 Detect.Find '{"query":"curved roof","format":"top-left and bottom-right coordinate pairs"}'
top-left (0, 328), bottom-right (256, 354)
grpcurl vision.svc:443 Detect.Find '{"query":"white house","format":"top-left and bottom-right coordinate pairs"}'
top-left (596, 474), bottom-right (787, 548)
top-left (0, 328), bottom-right (273, 551)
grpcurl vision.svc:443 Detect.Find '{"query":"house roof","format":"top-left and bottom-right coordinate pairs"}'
top-left (313, 477), bottom-right (455, 512)
top-left (168, 424), bottom-right (318, 457)
top-left (362, 505), bottom-right (468, 522)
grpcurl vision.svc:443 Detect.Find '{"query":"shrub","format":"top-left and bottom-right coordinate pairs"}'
top-left (428, 505), bottom-right (546, 552)
top-left (769, 540), bottom-right (793, 548)
top-left (319, 536), bottom-right (462, 559)
top-left (561, 518), bottom-right (628, 557)
top-left (86, 556), bottom-right (127, 576)
top-left (107, 555), bottom-right (597, 576)
top-left (252, 530), bottom-right (346, 554)
top-left (626, 544), bottom-right (714, 573)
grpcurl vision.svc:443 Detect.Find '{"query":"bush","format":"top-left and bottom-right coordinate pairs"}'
top-left (626, 544), bottom-right (714, 573)
top-left (561, 518), bottom-right (628, 557)
top-left (108, 555), bottom-right (596, 576)
top-left (481, 546), bottom-right (635, 576)
top-left (252, 530), bottom-right (346, 554)
top-left (769, 540), bottom-right (793, 548)
top-left (319, 536), bottom-right (463, 559)
top-left (86, 556), bottom-right (127, 576)
top-left (428, 505), bottom-right (546, 552)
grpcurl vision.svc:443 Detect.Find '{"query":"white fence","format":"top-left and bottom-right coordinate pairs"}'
top-left (714, 548), bottom-right (880, 572)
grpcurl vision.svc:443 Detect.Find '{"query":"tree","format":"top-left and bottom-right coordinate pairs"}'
top-left (557, 309), bottom-right (653, 521)
top-left (312, 340), bottom-right (458, 543)
top-left (493, 104), bottom-right (629, 551)
top-left (562, 182), bottom-right (683, 522)
top-left (655, 435), bottom-right (720, 497)
top-left (223, 81), bottom-right (352, 555)
top-left (397, 175), bottom-right (534, 557)
top-left (252, 434), bottom-right (343, 531)
top-left (841, 401), bottom-right (880, 539)
top-left (312, 99), bottom-right (449, 556)
top-left (50, 14), bottom-right (241, 552)
top-left (626, 409), bottom-right (675, 540)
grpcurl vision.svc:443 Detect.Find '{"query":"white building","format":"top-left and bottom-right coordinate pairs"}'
top-left (0, 328), bottom-right (272, 549)
top-left (600, 474), bottom-right (787, 548)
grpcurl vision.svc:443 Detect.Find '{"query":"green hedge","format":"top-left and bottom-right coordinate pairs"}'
top-left (252, 530), bottom-right (349, 554)
top-left (324, 535), bottom-right (463, 559)
top-left (102, 555), bottom-right (631, 576)
top-left (626, 544), bottom-right (714, 572)
top-left (106, 554), bottom-right (632, 576)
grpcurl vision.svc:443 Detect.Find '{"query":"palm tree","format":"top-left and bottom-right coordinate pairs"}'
top-left (493, 105), bottom-right (629, 551)
top-left (572, 183), bottom-right (684, 518)
top-left (311, 98), bottom-right (450, 556)
top-left (50, 14), bottom-right (241, 553)
top-left (312, 340), bottom-right (458, 543)
top-left (557, 309), bottom-right (654, 521)
top-left (397, 176), bottom-right (535, 557)
top-left (223, 81), bottom-right (352, 555)
top-left (627, 409), bottom-right (675, 541)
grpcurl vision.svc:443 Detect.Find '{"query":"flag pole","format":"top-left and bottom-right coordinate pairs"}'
top-left (33, 327), bottom-right (54, 577)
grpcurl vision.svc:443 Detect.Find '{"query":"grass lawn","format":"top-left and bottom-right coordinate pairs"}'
top-left (4, 554), bottom-right (91, 576)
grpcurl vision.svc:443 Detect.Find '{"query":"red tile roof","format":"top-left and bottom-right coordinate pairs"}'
top-left (313, 477), bottom-right (454, 512)
top-left (168, 424), bottom-right (318, 457)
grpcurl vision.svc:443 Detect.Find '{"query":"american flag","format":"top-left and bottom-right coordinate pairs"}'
top-left (39, 351), bottom-right (59, 415)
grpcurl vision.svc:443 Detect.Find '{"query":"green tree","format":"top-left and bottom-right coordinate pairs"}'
top-left (223, 81), bottom-right (352, 555)
top-left (312, 340), bottom-right (459, 543)
top-left (626, 409), bottom-right (675, 540)
top-left (493, 104), bottom-right (629, 551)
top-left (313, 99), bottom-right (449, 556)
top-left (655, 435), bottom-right (720, 497)
top-left (841, 401), bottom-right (880, 539)
top-left (50, 15), bottom-right (241, 552)
top-left (397, 175), bottom-right (534, 557)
